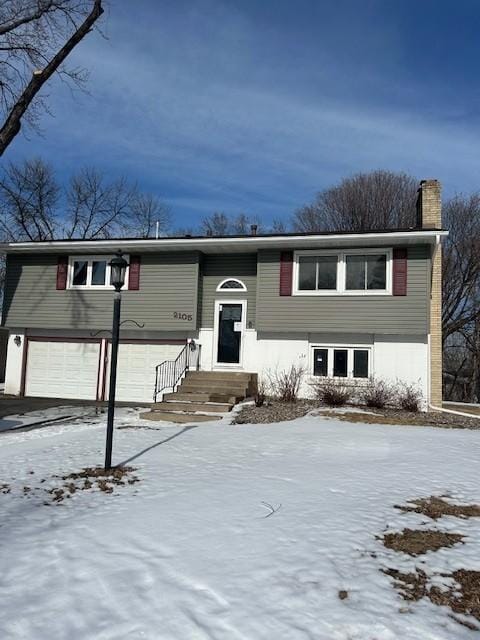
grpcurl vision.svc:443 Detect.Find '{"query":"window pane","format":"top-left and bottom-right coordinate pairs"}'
top-left (72, 260), bottom-right (88, 286)
top-left (353, 350), bottom-right (369, 378)
top-left (91, 261), bottom-right (107, 286)
top-left (333, 349), bottom-right (348, 377)
top-left (220, 279), bottom-right (244, 289)
top-left (345, 255), bottom-right (366, 290)
top-left (366, 254), bottom-right (386, 290)
top-left (316, 256), bottom-right (337, 290)
top-left (313, 348), bottom-right (328, 376)
top-left (298, 257), bottom-right (316, 290)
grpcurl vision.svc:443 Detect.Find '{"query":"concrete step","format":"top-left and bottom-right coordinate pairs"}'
top-left (152, 401), bottom-right (232, 413)
top-left (178, 385), bottom-right (248, 399)
top-left (186, 371), bottom-right (253, 382)
top-left (163, 391), bottom-right (239, 403)
top-left (141, 411), bottom-right (222, 423)
top-left (181, 378), bottom-right (249, 392)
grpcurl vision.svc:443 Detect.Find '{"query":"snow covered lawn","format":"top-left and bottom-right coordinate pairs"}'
top-left (1, 409), bottom-right (480, 639)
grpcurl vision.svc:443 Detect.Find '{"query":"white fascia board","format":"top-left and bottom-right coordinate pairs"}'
top-left (0, 230), bottom-right (449, 253)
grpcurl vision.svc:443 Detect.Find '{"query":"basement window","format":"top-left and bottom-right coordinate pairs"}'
top-left (312, 346), bottom-right (371, 379)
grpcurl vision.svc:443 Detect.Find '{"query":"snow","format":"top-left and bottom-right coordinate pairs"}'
top-left (0, 405), bottom-right (98, 432)
top-left (1, 408), bottom-right (480, 639)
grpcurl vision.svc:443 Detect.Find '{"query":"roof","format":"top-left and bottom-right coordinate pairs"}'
top-left (0, 227), bottom-right (448, 254)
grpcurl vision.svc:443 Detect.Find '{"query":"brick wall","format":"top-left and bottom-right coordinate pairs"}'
top-left (417, 179), bottom-right (443, 407)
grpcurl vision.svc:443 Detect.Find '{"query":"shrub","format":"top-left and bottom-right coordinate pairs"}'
top-left (311, 379), bottom-right (353, 407)
top-left (254, 376), bottom-right (267, 407)
top-left (361, 377), bottom-right (395, 409)
top-left (397, 382), bottom-right (423, 412)
top-left (268, 365), bottom-right (305, 403)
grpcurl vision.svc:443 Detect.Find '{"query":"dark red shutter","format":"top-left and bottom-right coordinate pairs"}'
top-left (56, 256), bottom-right (68, 290)
top-left (128, 255), bottom-right (141, 290)
top-left (279, 251), bottom-right (293, 296)
top-left (392, 248), bottom-right (407, 296)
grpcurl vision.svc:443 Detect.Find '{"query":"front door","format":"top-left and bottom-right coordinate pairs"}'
top-left (216, 302), bottom-right (244, 365)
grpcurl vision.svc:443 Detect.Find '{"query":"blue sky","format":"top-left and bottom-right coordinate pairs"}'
top-left (5, 0), bottom-right (480, 228)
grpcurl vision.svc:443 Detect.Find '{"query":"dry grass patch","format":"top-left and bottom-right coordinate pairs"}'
top-left (316, 409), bottom-right (480, 430)
top-left (383, 568), bottom-right (427, 601)
top-left (430, 570), bottom-right (480, 628)
top-left (1, 483), bottom-right (11, 494)
top-left (384, 568), bottom-right (480, 630)
top-left (48, 466), bottom-right (139, 503)
top-left (382, 528), bottom-right (464, 556)
top-left (395, 496), bottom-right (480, 520)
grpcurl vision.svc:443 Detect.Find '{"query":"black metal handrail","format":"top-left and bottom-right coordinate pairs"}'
top-left (153, 341), bottom-right (200, 402)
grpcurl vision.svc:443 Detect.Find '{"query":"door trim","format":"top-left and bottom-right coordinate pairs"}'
top-left (213, 299), bottom-right (247, 369)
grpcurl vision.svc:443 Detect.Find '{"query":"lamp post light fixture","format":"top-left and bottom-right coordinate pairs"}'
top-left (104, 251), bottom-right (129, 471)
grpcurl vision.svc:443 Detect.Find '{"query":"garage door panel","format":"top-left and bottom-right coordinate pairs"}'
top-left (106, 342), bottom-right (184, 403)
top-left (25, 341), bottom-right (100, 400)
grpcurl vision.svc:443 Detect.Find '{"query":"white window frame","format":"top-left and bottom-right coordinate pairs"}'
top-left (67, 255), bottom-right (130, 290)
top-left (310, 345), bottom-right (372, 380)
top-left (216, 278), bottom-right (247, 292)
top-left (293, 248), bottom-right (392, 296)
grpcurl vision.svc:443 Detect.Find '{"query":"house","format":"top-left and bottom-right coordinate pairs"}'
top-left (0, 179), bottom-right (446, 413)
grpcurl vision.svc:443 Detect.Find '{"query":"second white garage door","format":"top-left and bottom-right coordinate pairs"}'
top-left (25, 340), bottom-right (100, 400)
top-left (106, 342), bottom-right (184, 403)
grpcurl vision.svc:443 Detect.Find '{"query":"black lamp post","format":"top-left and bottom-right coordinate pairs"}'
top-left (104, 250), bottom-right (129, 471)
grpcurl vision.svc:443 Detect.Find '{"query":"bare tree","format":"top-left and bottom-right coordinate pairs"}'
top-left (201, 211), bottom-right (264, 236)
top-left (129, 192), bottom-right (171, 238)
top-left (292, 170), bottom-right (418, 232)
top-left (0, 0), bottom-right (104, 155)
top-left (65, 168), bottom-right (138, 239)
top-left (201, 212), bottom-right (230, 236)
top-left (0, 157), bottom-right (59, 240)
top-left (442, 194), bottom-right (480, 343)
top-left (441, 194), bottom-right (480, 401)
top-left (0, 158), bottom-right (171, 241)
top-left (271, 218), bottom-right (287, 233)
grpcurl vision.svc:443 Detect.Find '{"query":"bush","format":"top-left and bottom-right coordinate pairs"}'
top-left (397, 382), bottom-right (423, 412)
top-left (311, 379), bottom-right (353, 407)
top-left (268, 365), bottom-right (305, 403)
top-left (361, 378), bottom-right (395, 409)
top-left (254, 376), bottom-right (267, 407)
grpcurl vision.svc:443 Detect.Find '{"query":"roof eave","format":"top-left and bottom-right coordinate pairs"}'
top-left (0, 229), bottom-right (449, 254)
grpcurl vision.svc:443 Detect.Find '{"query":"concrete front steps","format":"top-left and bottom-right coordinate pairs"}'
top-left (141, 371), bottom-right (257, 423)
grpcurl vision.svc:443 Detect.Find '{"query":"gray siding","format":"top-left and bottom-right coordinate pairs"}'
top-left (3, 252), bottom-right (200, 331)
top-left (256, 245), bottom-right (430, 334)
top-left (199, 253), bottom-right (257, 328)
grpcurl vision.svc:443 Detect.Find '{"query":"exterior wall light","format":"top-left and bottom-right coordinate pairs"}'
top-left (14, 335), bottom-right (21, 346)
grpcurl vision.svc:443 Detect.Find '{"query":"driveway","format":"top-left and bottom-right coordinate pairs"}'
top-left (0, 395), bottom-right (103, 419)
top-left (0, 395), bottom-right (150, 433)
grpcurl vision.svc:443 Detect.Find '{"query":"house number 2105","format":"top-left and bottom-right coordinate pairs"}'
top-left (173, 311), bottom-right (193, 321)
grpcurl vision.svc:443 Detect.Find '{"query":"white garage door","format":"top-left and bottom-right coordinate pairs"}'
top-left (106, 342), bottom-right (184, 403)
top-left (25, 340), bottom-right (100, 400)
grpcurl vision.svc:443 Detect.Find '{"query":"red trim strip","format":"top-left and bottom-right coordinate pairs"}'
top-left (128, 255), bottom-right (141, 290)
top-left (56, 256), bottom-right (68, 290)
top-left (392, 247), bottom-right (408, 296)
top-left (279, 251), bottom-right (293, 296)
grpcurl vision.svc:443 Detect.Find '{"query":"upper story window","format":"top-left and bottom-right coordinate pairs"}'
top-left (68, 255), bottom-right (129, 290)
top-left (216, 278), bottom-right (247, 292)
top-left (294, 249), bottom-right (392, 296)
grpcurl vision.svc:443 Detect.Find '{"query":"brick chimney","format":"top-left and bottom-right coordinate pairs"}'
top-left (416, 179), bottom-right (441, 229)
top-left (417, 179), bottom-right (443, 408)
